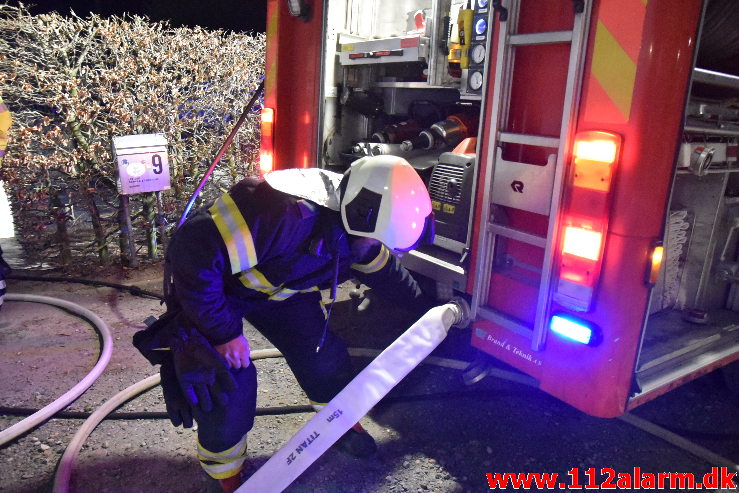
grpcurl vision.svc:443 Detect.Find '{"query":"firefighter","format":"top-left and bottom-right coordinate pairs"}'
top-left (0, 95), bottom-right (10, 166)
top-left (135, 155), bottom-right (435, 492)
top-left (0, 95), bottom-right (12, 308)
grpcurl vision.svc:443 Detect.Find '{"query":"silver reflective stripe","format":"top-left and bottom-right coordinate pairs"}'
top-left (198, 434), bottom-right (247, 462)
top-left (200, 458), bottom-right (248, 479)
top-left (239, 269), bottom-right (319, 301)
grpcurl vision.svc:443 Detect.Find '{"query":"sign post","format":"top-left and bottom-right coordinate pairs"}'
top-left (112, 134), bottom-right (171, 266)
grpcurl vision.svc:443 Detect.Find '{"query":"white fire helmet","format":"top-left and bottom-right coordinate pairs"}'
top-left (340, 155), bottom-right (435, 252)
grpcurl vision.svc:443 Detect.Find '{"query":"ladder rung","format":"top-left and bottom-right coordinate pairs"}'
top-left (490, 223), bottom-right (547, 248)
top-left (499, 132), bottom-right (560, 149)
top-left (509, 31), bottom-right (573, 46)
top-left (477, 306), bottom-right (533, 338)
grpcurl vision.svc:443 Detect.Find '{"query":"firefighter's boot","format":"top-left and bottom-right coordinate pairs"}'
top-left (205, 468), bottom-right (245, 493)
top-left (335, 422), bottom-right (377, 458)
top-left (218, 472), bottom-right (244, 493)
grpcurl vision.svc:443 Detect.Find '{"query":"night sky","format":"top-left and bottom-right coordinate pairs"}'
top-left (8, 0), bottom-right (268, 32)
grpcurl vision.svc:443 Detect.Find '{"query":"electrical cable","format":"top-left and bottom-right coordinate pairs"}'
top-left (0, 405), bottom-right (316, 420)
top-left (0, 294), bottom-right (113, 448)
top-left (7, 273), bottom-right (164, 301)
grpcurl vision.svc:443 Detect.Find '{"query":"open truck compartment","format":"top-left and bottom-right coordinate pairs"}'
top-left (319, 0), bottom-right (491, 292)
top-left (635, 19), bottom-right (739, 403)
top-left (292, 0), bottom-right (739, 416)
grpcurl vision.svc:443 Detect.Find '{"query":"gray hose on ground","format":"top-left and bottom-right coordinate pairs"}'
top-left (348, 348), bottom-right (537, 386)
top-left (51, 348), bottom-right (283, 493)
top-left (618, 413), bottom-right (739, 473)
top-left (0, 294), bottom-right (113, 448)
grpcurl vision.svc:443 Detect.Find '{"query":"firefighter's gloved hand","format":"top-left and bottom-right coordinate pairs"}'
top-left (172, 327), bottom-right (237, 412)
top-left (159, 358), bottom-right (194, 428)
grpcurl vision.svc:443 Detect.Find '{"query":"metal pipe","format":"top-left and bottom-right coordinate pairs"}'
top-left (177, 80), bottom-right (265, 227)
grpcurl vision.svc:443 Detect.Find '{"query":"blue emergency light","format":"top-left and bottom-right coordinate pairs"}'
top-left (550, 314), bottom-right (601, 346)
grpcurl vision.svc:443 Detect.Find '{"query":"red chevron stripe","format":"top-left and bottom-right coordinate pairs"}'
top-left (597, 0), bottom-right (647, 63)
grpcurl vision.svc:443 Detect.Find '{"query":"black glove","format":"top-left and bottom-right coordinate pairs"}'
top-left (133, 311), bottom-right (180, 366)
top-left (172, 327), bottom-right (238, 413)
top-left (159, 357), bottom-right (194, 428)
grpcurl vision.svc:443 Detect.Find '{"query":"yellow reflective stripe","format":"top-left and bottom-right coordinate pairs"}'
top-left (198, 434), bottom-right (247, 461)
top-left (319, 298), bottom-right (329, 319)
top-left (310, 400), bottom-right (327, 411)
top-left (209, 193), bottom-right (258, 274)
top-left (351, 245), bottom-right (390, 274)
top-left (200, 458), bottom-right (248, 479)
top-left (239, 269), bottom-right (318, 301)
top-left (271, 286), bottom-right (319, 301)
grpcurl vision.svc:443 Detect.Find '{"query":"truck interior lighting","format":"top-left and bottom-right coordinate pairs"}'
top-left (550, 314), bottom-right (597, 345)
top-left (562, 225), bottom-right (602, 261)
top-left (574, 131), bottom-right (620, 163)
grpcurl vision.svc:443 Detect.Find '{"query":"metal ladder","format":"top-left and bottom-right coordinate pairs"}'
top-left (471, 0), bottom-right (592, 351)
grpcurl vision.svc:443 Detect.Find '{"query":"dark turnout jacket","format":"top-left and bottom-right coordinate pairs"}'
top-left (165, 176), bottom-right (426, 346)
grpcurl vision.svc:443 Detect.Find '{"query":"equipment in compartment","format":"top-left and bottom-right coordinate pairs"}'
top-left (428, 146), bottom-right (476, 253)
top-left (370, 120), bottom-right (422, 143)
top-left (339, 36), bottom-right (430, 66)
top-left (460, 0), bottom-right (492, 99)
top-left (401, 109), bottom-right (479, 151)
top-left (650, 209), bottom-right (692, 314)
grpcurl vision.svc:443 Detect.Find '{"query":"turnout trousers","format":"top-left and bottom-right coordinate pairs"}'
top-left (192, 290), bottom-right (353, 479)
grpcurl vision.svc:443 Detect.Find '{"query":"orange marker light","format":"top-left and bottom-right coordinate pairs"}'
top-left (648, 245), bottom-right (664, 284)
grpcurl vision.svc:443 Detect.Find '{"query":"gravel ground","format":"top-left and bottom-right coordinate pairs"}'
top-left (0, 248), bottom-right (737, 493)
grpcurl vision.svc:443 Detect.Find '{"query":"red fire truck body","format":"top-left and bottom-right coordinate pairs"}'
top-left (261, 0), bottom-right (739, 417)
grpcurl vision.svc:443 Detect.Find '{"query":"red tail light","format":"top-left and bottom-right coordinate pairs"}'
top-left (554, 131), bottom-right (622, 311)
top-left (259, 107), bottom-right (275, 174)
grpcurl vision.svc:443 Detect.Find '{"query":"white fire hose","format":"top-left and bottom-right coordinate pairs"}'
top-left (237, 298), bottom-right (470, 493)
top-left (0, 294), bottom-right (113, 448)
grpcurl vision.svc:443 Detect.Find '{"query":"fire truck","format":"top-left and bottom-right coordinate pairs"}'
top-left (258, 0), bottom-right (739, 417)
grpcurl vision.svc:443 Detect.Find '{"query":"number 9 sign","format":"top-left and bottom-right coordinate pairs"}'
top-left (113, 134), bottom-right (171, 195)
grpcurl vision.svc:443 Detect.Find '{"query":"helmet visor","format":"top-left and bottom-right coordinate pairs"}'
top-left (394, 212), bottom-right (435, 253)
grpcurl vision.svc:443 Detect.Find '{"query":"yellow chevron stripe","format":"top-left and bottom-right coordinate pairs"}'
top-left (591, 20), bottom-right (637, 122)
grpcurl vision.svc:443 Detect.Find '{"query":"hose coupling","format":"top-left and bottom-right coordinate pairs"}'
top-left (447, 297), bottom-right (471, 328)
